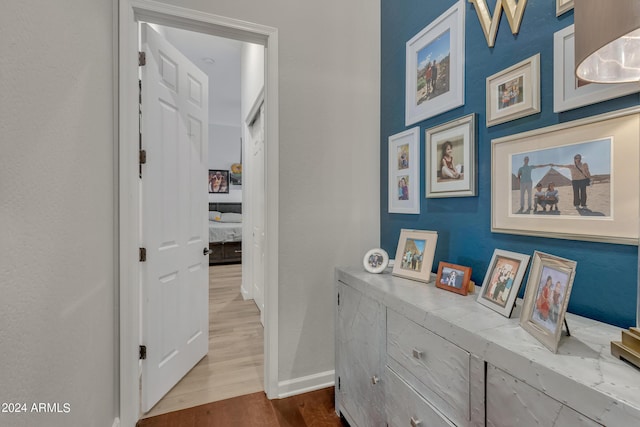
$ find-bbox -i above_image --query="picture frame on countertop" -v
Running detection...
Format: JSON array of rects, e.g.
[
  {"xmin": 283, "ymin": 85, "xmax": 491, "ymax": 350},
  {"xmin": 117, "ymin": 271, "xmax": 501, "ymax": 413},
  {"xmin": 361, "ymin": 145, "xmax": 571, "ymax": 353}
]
[
  {"xmin": 477, "ymin": 249, "xmax": 530, "ymax": 317},
  {"xmin": 392, "ymin": 229, "xmax": 438, "ymax": 283},
  {"xmin": 553, "ymin": 25, "xmax": 639, "ymax": 113},
  {"xmin": 388, "ymin": 127, "xmax": 420, "ymax": 214},
  {"xmin": 426, "ymin": 113, "xmax": 476, "ymax": 198},
  {"xmin": 486, "ymin": 53, "xmax": 540, "ymax": 127},
  {"xmin": 520, "ymin": 251, "xmax": 577, "ymax": 353},
  {"xmin": 491, "ymin": 107, "xmax": 640, "ymax": 245},
  {"xmin": 363, "ymin": 248, "xmax": 389, "ymax": 274},
  {"xmin": 436, "ymin": 261, "xmax": 472, "ymax": 296},
  {"xmin": 405, "ymin": 1, "xmax": 465, "ymax": 126}
]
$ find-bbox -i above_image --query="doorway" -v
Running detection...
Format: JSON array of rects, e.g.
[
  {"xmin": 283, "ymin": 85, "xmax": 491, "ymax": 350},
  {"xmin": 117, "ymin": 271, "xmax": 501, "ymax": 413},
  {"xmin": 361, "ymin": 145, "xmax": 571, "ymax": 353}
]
[
  {"xmin": 142, "ymin": 23, "xmax": 264, "ymax": 417},
  {"xmin": 118, "ymin": 1, "xmax": 279, "ymax": 425}
]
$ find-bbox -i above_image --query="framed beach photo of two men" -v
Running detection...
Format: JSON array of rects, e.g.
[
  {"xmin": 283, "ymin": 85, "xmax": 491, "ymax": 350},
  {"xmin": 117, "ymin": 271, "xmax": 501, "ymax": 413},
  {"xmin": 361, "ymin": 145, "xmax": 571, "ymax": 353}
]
[{"xmin": 492, "ymin": 107, "xmax": 640, "ymax": 245}]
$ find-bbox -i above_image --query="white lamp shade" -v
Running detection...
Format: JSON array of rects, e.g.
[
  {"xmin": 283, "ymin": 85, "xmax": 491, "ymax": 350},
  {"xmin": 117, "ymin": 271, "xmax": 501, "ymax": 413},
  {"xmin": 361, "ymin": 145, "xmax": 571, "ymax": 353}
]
[{"xmin": 575, "ymin": 0, "xmax": 640, "ymax": 83}]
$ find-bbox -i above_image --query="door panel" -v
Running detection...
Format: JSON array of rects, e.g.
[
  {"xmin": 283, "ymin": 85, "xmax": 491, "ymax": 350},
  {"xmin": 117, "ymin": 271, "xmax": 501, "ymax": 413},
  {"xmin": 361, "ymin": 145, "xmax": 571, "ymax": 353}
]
[{"xmin": 140, "ymin": 23, "xmax": 209, "ymax": 413}]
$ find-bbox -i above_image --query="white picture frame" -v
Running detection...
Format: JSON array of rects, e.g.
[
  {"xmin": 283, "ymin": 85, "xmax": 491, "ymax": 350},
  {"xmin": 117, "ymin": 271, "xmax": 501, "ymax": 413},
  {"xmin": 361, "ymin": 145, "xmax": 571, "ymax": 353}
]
[
  {"xmin": 486, "ymin": 53, "xmax": 540, "ymax": 127},
  {"xmin": 491, "ymin": 107, "xmax": 640, "ymax": 245},
  {"xmin": 363, "ymin": 248, "xmax": 389, "ymax": 274},
  {"xmin": 392, "ymin": 229, "xmax": 438, "ymax": 283},
  {"xmin": 476, "ymin": 249, "xmax": 530, "ymax": 318},
  {"xmin": 556, "ymin": 0, "xmax": 574, "ymax": 16},
  {"xmin": 388, "ymin": 127, "xmax": 420, "ymax": 214},
  {"xmin": 553, "ymin": 25, "xmax": 639, "ymax": 113},
  {"xmin": 405, "ymin": 1, "xmax": 465, "ymax": 126},
  {"xmin": 426, "ymin": 113, "xmax": 476, "ymax": 198}
]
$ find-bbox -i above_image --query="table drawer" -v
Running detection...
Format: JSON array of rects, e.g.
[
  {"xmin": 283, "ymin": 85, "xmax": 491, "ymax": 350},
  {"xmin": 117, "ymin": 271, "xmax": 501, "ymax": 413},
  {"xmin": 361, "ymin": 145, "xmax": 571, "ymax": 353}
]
[
  {"xmin": 385, "ymin": 367, "xmax": 455, "ymax": 427},
  {"xmin": 486, "ymin": 364, "xmax": 602, "ymax": 427},
  {"xmin": 387, "ymin": 309, "xmax": 470, "ymax": 424}
]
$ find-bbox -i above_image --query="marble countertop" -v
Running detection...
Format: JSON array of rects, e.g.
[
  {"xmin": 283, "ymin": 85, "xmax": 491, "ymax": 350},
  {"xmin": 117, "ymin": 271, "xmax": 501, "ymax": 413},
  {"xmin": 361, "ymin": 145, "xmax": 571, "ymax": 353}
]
[{"xmin": 336, "ymin": 266, "xmax": 640, "ymax": 426}]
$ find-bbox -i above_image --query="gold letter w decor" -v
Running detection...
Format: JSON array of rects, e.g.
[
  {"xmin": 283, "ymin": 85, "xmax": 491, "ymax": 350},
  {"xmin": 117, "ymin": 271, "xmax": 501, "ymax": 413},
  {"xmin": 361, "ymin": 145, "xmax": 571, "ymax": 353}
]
[{"xmin": 469, "ymin": 0, "xmax": 528, "ymax": 47}]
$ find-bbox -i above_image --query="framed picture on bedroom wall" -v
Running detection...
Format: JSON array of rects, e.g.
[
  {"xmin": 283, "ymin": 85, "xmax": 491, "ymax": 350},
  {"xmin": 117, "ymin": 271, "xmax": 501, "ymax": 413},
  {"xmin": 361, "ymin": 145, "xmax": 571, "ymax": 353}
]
[
  {"xmin": 388, "ymin": 127, "xmax": 420, "ymax": 214},
  {"xmin": 426, "ymin": 113, "xmax": 476, "ymax": 198},
  {"xmin": 405, "ymin": 1, "xmax": 465, "ymax": 126},
  {"xmin": 209, "ymin": 169, "xmax": 229, "ymax": 193}
]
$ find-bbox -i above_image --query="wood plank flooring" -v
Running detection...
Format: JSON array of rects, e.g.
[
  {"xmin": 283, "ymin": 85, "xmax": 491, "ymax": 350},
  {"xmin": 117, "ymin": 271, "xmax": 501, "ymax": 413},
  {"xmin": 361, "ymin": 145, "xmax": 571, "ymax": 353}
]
[
  {"xmin": 137, "ymin": 387, "xmax": 348, "ymax": 427},
  {"xmin": 143, "ymin": 264, "xmax": 264, "ymax": 418}
]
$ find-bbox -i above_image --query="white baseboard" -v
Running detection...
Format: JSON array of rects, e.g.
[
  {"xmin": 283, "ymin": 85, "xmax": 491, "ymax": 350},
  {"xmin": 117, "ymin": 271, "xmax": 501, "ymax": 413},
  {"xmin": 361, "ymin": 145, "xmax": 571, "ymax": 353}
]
[
  {"xmin": 277, "ymin": 370, "xmax": 335, "ymax": 399},
  {"xmin": 240, "ymin": 285, "xmax": 252, "ymax": 301},
  {"xmin": 112, "ymin": 417, "xmax": 120, "ymax": 427}
]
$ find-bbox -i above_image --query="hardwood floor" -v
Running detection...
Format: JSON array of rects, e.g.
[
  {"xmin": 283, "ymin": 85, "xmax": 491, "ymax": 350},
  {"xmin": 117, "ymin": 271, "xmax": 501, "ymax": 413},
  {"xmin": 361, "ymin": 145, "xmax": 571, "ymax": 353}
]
[
  {"xmin": 143, "ymin": 264, "xmax": 264, "ymax": 418},
  {"xmin": 137, "ymin": 387, "xmax": 348, "ymax": 427}
]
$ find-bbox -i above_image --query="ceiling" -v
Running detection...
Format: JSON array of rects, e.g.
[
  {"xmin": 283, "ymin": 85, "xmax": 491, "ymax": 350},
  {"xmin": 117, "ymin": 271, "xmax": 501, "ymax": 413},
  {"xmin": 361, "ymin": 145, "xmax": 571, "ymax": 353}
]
[{"xmin": 155, "ymin": 24, "xmax": 243, "ymax": 126}]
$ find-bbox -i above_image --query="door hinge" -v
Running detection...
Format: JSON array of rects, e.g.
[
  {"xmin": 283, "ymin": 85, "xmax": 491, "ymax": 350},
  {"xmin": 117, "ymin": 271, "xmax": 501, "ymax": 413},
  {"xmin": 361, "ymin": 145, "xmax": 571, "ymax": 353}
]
[
  {"xmin": 138, "ymin": 51, "xmax": 146, "ymax": 66},
  {"xmin": 139, "ymin": 149, "xmax": 147, "ymax": 165},
  {"xmin": 139, "ymin": 345, "xmax": 147, "ymax": 360},
  {"xmin": 139, "ymin": 247, "xmax": 147, "ymax": 262},
  {"xmin": 337, "ymin": 292, "xmax": 340, "ymax": 306},
  {"xmin": 338, "ymin": 376, "xmax": 341, "ymax": 390}
]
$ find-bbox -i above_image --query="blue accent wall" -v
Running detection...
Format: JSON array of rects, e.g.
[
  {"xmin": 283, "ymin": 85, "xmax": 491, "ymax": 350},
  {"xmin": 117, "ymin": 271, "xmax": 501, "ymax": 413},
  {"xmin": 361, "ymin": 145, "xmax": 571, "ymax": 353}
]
[{"xmin": 381, "ymin": 0, "xmax": 639, "ymax": 327}]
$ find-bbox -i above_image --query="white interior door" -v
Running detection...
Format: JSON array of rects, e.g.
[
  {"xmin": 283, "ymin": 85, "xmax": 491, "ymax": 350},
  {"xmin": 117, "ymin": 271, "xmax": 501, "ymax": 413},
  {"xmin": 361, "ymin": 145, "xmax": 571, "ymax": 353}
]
[
  {"xmin": 140, "ymin": 23, "xmax": 209, "ymax": 413},
  {"xmin": 249, "ymin": 104, "xmax": 265, "ymax": 324}
]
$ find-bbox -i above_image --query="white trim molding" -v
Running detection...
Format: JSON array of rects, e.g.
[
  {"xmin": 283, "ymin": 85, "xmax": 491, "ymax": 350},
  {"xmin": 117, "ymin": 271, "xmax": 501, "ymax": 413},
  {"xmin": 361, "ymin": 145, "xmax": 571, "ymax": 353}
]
[
  {"xmin": 277, "ymin": 370, "xmax": 335, "ymax": 399},
  {"xmin": 118, "ymin": 0, "xmax": 279, "ymax": 424}
]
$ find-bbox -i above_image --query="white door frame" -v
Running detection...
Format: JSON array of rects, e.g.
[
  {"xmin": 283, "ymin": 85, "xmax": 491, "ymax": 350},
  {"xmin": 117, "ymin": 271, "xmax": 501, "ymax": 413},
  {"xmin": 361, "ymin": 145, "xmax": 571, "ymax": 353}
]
[{"xmin": 118, "ymin": 1, "xmax": 279, "ymax": 425}]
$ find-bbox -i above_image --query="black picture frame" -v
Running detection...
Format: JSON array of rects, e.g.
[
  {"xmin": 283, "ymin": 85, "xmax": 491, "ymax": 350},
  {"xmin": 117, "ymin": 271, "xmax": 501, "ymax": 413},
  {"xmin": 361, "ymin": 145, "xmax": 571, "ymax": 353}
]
[{"xmin": 208, "ymin": 170, "xmax": 229, "ymax": 194}]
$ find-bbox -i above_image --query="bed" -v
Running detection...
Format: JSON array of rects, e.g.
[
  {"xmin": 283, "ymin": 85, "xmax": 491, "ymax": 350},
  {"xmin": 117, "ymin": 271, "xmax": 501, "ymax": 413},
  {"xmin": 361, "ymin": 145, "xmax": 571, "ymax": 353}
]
[{"xmin": 208, "ymin": 202, "xmax": 242, "ymax": 265}]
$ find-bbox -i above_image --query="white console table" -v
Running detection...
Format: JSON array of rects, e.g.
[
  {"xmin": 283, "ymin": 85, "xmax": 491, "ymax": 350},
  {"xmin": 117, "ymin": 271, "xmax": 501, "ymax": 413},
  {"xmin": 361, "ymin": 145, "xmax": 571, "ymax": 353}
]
[{"xmin": 335, "ymin": 266, "xmax": 640, "ymax": 427}]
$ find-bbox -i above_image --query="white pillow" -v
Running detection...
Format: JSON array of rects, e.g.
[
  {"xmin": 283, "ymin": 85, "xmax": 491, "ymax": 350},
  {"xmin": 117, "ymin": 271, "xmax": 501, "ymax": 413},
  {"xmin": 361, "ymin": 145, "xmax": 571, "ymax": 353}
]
[
  {"xmin": 220, "ymin": 212, "xmax": 242, "ymax": 223},
  {"xmin": 209, "ymin": 211, "xmax": 222, "ymax": 221}
]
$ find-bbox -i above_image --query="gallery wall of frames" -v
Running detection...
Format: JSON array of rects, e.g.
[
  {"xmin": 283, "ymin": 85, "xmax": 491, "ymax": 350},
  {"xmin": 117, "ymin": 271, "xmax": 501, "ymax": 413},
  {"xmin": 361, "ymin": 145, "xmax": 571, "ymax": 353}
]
[{"xmin": 380, "ymin": 0, "xmax": 640, "ymax": 328}]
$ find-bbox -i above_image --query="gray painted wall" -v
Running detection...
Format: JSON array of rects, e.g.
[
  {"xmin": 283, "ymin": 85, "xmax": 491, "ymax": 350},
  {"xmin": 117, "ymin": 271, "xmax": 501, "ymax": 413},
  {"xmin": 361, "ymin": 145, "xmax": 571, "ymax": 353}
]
[
  {"xmin": 0, "ymin": 1, "xmax": 117, "ymax": 427},
  {"xmin": 1, "ymin": 0, "xmax": 379, "ymax": 424},
  {"xmin": 155, "ymin": 0, "xmax": 381, "ymax": 385}
]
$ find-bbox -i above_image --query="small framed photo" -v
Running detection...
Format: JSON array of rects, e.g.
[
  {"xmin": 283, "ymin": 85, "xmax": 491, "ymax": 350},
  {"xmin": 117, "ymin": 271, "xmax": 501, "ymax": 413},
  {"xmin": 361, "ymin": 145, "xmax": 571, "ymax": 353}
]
[
  {"xmin": 209, "ymin": 169, "xmax": 229, "ymax": 193},
  {"xmin": 436, "ymin": 262, "xmax": 472, "ymax": 296},
  {"xmin": 363, "ymin": 248, "xmax": 389, "ymax": 274},
  {"xmin": 553, "ymin": 25, "xmax": 639, "ymax": 113},
  {"xmin": 486, "ymin": 53, "xmax": 540, "ymax": 127},
  {"xmin": 426, "ymin": 113, "xmax": 476, "ymax": 198},
  {"xmin": 388, "ymin": 127, "xmax": 420, "ymax": 213},
  {"xmin": 405, "ymin": 2, "xmax": 465, "ymax": 126},
  {"xmin": 520, "ymin": 251, "xmax": 577, "ymax": 353},
  {"xmin": 392, "ymin": 229, "xmax": 438, "ymax": 283},
  {"xmin": 477, "ymin": 249, "xmax": 531, "ymax": 317},
  {"xmin": 556, "ymin": 0, "xmax": 573, "ymax": 16}
]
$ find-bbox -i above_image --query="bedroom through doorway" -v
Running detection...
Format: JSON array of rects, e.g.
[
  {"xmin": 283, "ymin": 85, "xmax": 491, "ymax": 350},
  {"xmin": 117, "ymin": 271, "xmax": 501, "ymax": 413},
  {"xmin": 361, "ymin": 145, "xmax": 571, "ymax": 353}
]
[{"xmin": 141, "ymin": 23, "xmax": 266, "ymax": 418}]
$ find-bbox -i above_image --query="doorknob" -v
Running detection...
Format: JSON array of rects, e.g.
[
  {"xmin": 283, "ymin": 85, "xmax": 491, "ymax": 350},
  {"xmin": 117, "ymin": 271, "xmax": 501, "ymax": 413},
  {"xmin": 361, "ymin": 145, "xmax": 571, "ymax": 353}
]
[{"xmin": 203, "ymin": 247, "xmax": 210, "ymax": 256}]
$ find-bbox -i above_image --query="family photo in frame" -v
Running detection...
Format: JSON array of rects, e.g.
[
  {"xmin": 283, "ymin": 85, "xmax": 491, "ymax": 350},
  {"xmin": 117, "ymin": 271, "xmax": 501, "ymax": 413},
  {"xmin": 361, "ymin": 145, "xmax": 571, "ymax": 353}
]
[
  {"xmin": 492, "ymin": 107, "xmax": 640, "ymax": 245},
  {"xmin": 392, "ymin": 229, "xmax": 438, "ymax": 283},
  {"xmin": 520, "ymin": 251, "xmax": 577, "ymax": 353},
  {"xmin": 477, "ymin": 249, "xmax": 530, "ymax": 317}
]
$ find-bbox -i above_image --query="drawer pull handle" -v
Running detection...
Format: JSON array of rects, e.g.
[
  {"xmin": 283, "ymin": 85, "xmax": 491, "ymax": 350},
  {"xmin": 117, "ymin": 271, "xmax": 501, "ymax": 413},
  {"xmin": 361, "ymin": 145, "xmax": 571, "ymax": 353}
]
[
  {"xmin": 371, "ymin": 375, "xmax": 379, "ymax": 385},
  {"xmin": 410, "ymin": 417, "xmax": 422, "ymax": 427},
  {"xmin": 412, "ymin": 348, "xmax": 423, "ymax": 359}
]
